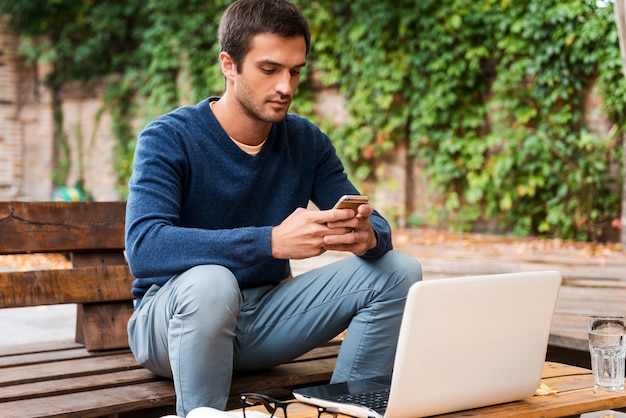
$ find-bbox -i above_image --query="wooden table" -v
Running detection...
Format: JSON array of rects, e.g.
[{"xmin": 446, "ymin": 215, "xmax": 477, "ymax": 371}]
[
  {"xmin": 436, "ymin": 362, "xmax": 626, "ymax": 417},
  {"xmin": 237, "ymin": 362, "xmax": 626, "ymax": 418}
]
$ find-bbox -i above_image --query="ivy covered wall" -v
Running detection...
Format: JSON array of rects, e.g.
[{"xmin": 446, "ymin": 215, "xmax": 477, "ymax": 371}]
[{"xmin": 1, "ymin": 0, "xmax": 624, "ymax": 241}]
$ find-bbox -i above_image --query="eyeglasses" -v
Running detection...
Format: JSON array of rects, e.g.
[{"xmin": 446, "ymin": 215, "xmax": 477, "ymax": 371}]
[{"xmin": 241, "ymin": 393, "xmax": 338, "ymax": 418}]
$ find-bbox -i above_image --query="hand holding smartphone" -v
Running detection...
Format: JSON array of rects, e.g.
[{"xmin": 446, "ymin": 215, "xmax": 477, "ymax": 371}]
[{"xmin": 332, "ymin": 195, "xmax": 369, "ymax": 212}]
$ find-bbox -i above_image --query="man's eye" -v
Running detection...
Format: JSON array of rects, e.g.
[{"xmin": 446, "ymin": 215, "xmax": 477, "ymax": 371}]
[
  {"xmin": 261, "ymin": 68, "xmax": 275, "ymax": 74},
  {"xmin": 290, "ymin": 70, "xmax": 301, "ymax": 76}
]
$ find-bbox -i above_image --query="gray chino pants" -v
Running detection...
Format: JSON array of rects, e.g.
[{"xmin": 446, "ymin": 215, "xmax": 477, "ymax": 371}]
[{"xmin": 127, "ymin": 250, "xmax": 422, "ymax": 416}]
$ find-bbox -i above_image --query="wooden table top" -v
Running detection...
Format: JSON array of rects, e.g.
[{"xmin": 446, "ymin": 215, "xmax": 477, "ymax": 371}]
[
  {"xmin": 436, "ymin": 362, "xmax": 626, "ymax": 417},
  {"xmin": 236, "ymin": 362, "xmax": 626, "ymax": 418}
]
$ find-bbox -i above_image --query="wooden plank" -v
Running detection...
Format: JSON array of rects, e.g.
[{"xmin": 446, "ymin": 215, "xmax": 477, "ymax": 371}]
[
  {"xmin": 228, "ymin": 357, "xmax": 336, "ymax": 409},
  {"xmin": 0, "ymin": 347, "xmax": 102, "ymax": 368},
  {"xmin": 0, "ymin": 201, "xmax": 126, "ymax": 254},
  {"xmin": 0, "ymin": 368, "xmax": 162, "ymax": 402},
  {"xmin": 1, "ymin": 381, "xmax": 176, "ymax": 418},
  {"xmin": 0, "ymin": 265, "xmax": 134, "ymax": 308},
  {"xmin": 0, "ymin": 353, "xmax": 142, "ymax": 386},
  {"xmin": 72, "ymin": 252, "xmax": 134, "ymax": 350},
  {"xmin": 434, "ymin": 362, "xmax": 626, "ymax": 417},
  {"xmin": 230, "ymin": 358, "xmax": 336, "ymax": 394},
  {"xmin": 0, "ymin": 340, "xmax": 84, "ymax": 358},
  {"xmin": 541, "ymin": 371, "xmax": 596, "ymax": 393},
  {"xmin": 79, "ymin": 301, "xmax": 134, "ymax": 351},
  {"xmin": 436, "ymin": 385, "xmax": 626, "ymax": 417},
  {"xmin": 70, "ymin": 252, "xmax": 127, "ymax": 268},
  {"xmin": 291, "ymin": 341, "xmax": 341, "ymax": 362},
  {"xmin": 540, "ymin": 361, "xmax": 590, "ymax": 378}
]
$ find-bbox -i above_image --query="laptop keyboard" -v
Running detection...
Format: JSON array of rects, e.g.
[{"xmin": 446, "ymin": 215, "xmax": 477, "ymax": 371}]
[{"xmin": 333, "ymin": 387, "xmax": 390, "ymax": 410}]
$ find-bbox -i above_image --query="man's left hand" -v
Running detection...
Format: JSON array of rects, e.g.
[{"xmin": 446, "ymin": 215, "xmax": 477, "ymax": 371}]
[{"xmin": 323, "ymin": 204, "xmax": 377, "ymax": 255}]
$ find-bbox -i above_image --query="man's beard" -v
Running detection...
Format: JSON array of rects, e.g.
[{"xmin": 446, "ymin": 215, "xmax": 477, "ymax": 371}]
[{"xmin": 236, "ymin": 77, "xmax": 291, "ymax": 124}]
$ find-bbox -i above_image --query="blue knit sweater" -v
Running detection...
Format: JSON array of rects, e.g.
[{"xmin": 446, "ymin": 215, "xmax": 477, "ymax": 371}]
[{"xmin": 125, "ymin": 97, "xmax": 393, "ymax": 305}]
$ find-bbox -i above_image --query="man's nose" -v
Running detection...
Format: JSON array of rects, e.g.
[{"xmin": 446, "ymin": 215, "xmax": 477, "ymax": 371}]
[{"xmin": 275, "ymin": 71, "xmax": 296, "ymax": 97}]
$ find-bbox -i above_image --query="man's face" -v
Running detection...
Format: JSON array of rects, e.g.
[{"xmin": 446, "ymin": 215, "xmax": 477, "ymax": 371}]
[{"xmin": 233, "ymin": 33, "xmax": 307, "ymax": 123}]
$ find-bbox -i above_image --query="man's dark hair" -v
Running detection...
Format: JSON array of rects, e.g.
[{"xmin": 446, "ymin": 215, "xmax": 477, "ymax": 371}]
[{"xmin": 219, "ymin": 0, "xmax": 311, "ymax": 71}]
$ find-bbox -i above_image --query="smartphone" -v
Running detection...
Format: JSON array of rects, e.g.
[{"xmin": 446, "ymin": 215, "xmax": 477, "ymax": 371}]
[{"xmin": 332, "ymin": 195, "xmax": 369, "ymax": 212}]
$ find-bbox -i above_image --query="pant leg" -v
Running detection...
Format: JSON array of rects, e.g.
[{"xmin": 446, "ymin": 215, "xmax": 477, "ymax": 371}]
[
  {"xmin": 127, "ymin": 265, "xmax": 242, "ymax": 416},
  {"xmin": 233, "ymin": 250, "xmax": 422, "ymax": 382}
]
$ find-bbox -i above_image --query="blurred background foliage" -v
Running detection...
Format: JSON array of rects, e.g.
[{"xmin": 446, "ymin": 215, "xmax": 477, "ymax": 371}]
[{"xmin": 0, "ymin": 0, "xmax": 625, "ymax": 241}]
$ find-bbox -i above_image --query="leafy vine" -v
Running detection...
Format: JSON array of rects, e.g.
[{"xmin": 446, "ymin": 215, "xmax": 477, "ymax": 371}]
[{"xmin": 1, "ymin": 0, "xmax": 624, "ymax": 240}]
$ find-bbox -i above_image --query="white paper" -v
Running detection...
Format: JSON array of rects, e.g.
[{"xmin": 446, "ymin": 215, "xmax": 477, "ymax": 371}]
[{"xmin": 161, "ymin": 406, "xmax": 270, "ymax": 418}]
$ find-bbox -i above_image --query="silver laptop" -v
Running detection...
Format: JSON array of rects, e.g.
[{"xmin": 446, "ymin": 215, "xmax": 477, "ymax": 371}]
[{"xmin": 293, "ymin": 271, "xmax": 562, "ymax": 418}]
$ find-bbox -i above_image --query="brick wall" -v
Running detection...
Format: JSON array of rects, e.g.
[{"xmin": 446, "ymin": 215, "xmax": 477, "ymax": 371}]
[
  {"xmin": 0, "ymin": 26, "xmax": 117, "ymax": 201},
  {"xmin": 0, "ymin": 27, "xmax": 21, "ymax": 199},
  {"xmin": 0, "ymin": 26, "xmax": 55, "ymax": 201},
  {"xmin": 58, "ymin": 80, "xmax": 118, "ymax": 201}
]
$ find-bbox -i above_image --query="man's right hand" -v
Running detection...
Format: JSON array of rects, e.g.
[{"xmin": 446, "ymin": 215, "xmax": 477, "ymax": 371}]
[{"xmin": 271, "ymin": 207, "xmax": 353, "ymax": 259}]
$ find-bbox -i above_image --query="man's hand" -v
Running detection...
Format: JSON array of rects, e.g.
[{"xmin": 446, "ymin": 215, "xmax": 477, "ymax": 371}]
[
  {"xmin": 324, "ymin": 203, "xmax": 377, "ymax": 256},
  {"xmin": 271, "ymin": 205, "xmax": 377, "ymax": 259}
]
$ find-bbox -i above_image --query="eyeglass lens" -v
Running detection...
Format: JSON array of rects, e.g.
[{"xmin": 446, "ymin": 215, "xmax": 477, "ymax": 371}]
[{"xmin": 241, "ymin": 394, "xmax": 336, "ymax": 418}]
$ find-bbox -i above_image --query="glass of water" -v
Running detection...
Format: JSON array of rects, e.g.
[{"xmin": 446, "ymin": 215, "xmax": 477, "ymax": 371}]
[{"xmin": 588, "ymin": 316, "xmax": 625, "ymax": 391}]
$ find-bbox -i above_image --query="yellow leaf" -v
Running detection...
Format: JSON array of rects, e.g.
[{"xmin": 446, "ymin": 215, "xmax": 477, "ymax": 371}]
[{"xmin": 535, "ymin": 383, "xmax": 558, "ymax": 396}]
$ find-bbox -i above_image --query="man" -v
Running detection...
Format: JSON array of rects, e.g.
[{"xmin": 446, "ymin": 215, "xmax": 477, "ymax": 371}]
[{"xmin": 125, "ymin": 0, "xmax": 422, "ymax": 415}]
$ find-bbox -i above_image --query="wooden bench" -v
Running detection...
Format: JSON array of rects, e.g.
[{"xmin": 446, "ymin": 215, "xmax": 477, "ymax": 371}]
[{"xmin": 0, "ymin": 201, "xmax": 339, "ymax": 418}]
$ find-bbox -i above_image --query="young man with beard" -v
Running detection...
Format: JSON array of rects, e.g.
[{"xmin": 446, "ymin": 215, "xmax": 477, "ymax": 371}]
[{"xmin": 125, "ymin": 0, "xmax": 422, "ymax": 415}]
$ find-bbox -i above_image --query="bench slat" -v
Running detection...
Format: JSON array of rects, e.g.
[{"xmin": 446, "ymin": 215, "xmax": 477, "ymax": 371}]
[
  {"xmin": 0, "ymin": 347, "xmax": 107, "ymax": 368},
  {"xmin": 0, "ymin": 340, "xmax": 84, "ymax": 357},
  {"xmin": 0, "ymin": 266, "xmax": 133, "ymax": 308},
  {"xmin": 0, "ymin": 368, "xmax": 160, "ymax": 402},
  {"xmin": 230, "ymin": 358, "xmax": 336, "ymax": 394},
  {"xmin": 0, "ymin": 345, "xmax": 132, "ymax": 368},
  {"xmin": 0, "ymin": 201, "xmax": 126, "ymax": 254},
  {"xmin": 1, "ymin": 380, "xmax": 176, "ymax": 418},
  {"xmin": 0, "ymin": 353, "xmax": 142, "ymax": 386},
  {"xmin": 290, "ymin": 341, "xmax": 341, "ymax": 362}
]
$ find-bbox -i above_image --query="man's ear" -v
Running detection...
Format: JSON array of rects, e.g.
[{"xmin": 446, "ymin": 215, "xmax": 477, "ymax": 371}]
[{"xmin": 219, "ymin": 51, "xmax": 237, "ymax": 81}]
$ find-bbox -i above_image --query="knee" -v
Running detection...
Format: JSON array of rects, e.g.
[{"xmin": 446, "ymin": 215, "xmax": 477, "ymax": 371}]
[
  {"xmin": 172, "ymin": 265, "xmax": 242, "ymax": 316},
  {"xmin": 380, "ymin": 250, "xmax": 422, "ymax": 289},
  {"xmin": 395, "ymin": 250, "xmax": 422, "ymax": 281}
]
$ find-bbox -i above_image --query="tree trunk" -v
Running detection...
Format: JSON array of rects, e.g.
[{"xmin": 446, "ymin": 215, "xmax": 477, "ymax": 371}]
[{"xmin": 614, "ymin": 1, "xmax": 626, "ymax": 247}]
